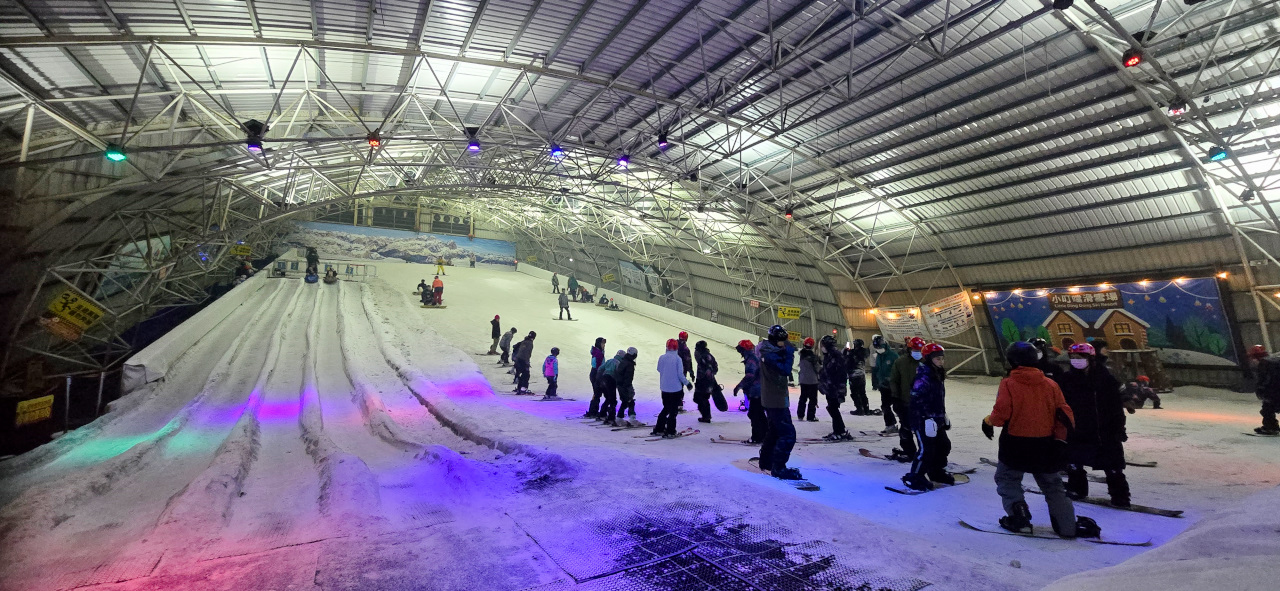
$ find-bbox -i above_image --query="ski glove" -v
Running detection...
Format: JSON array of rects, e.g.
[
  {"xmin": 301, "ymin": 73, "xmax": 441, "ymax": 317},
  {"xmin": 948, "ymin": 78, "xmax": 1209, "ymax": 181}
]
[
  {"xmin": 981, "ymin": 417, "xmax": 994, "ymax": 440},
  {"xmin": 924, "ymin": 418, "xmax": 938, "ymax": 438},
  {"xmin": 685, "ymin": 382, "xmax": 693, "ymax": 391},
  {"xmin": 943, "ymin": 414, "xmax": 951, "ymax": 430}
]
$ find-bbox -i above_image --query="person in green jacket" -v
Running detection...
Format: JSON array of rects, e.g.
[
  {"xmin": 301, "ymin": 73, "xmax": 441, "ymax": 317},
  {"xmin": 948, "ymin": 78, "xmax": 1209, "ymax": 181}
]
[
  {"xmin": 871, "ymin": 334, "xmax": 899, "ymax": 433},
  {"xmin": 886, "ymin": 336, "xmax": 926, "ymax": 462},
  {"xmin": 567, "ymin": 275, "xmax": 580, "ymax": 301}
]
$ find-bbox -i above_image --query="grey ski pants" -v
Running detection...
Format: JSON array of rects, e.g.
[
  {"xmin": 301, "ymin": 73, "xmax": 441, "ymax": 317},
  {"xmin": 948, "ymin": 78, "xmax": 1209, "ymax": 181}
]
[{"xmin": 994, "ymin": 461, "xmax": 1076, "ymax": 537}]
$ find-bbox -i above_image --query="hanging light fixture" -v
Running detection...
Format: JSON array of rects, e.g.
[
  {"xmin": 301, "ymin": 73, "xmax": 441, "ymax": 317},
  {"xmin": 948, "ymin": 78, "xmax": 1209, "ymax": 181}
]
[
  {"xmin": 657, "ymin": 133, "xmax": 669, "ymax": 150},
  {"xmin": 1167, "ymin": 101, "xmax": 1187, "ymax": 116},
  {"xmin": 243, "ymin": 119, "xmax": 267, "ymax": 153},
  {"xmin": 550, "ymin": 144, "xmax": 565, "ymax": 158},
  {"xmin": 784, "ymin": 207, "xmax": 794, "ymax": 220},
  {"xmin": 366, "ymin": 131, "xmax": 382, "ymax": 148},
  {"xmin": 1208, "ymin": 146, "xmax": 1229, "ymax": 161},
  {"xmin": 104, "ymin": 143, "xmax": 127, "ymax": 162},
  {"xmin": 465, "ymin": 127, "xmax": 480, "ymax": 153},
  {"xmin": 1122, "ymin": 48, "xmax": 1143, "ymax": 67},
  {"xmin": 617, "ymin": 154, "xmax": 630, "ymax": 168}
]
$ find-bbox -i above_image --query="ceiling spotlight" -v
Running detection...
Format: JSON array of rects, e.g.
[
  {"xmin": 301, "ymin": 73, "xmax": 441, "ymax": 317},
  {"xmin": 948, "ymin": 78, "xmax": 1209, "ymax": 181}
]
[
  {"xmin": 550, "ymin": 144, "xmax": 565, "ymax": 158},
  {"xmin": 617, "ymin": 154, "xmax": 630, "ymax": 168},
  {"xmin": 696, "ymin": 203, "xmax": 705, "ymax": 213},
  {"xmin": 467, "ymin": 139, "xmax": 481, "ymax": 153},
  {"xmin": 1122, "ymin": 48, "xmax": 1143, "ymax": 68},
  {"xmin": 784, "ymin": 207, "xmax": 794, "ymax": 220},
  {"xmin": 1216, "ymin": 271, "xmax": 1229, "ymax": 279},
  {"xmin": 243, "ymin": 119, "xmax": 267, "ymax": 154},
  {"xmin": 366, "ymin": 131, "xmax": 381, "ymax": 148},
  {"xmin": 1052, "ymin": 0, "xmax": 1073, "ymax": 8},
  {"xmin": 104, "ymin": 143, "xmax": 127, "ymax": 162},
  {"xmin": 1168, "ymin": 101, "xmax": 1187, "ymax": 116},
  {"xmin": 658, "ymin": 134, "xmax": 669, "ymax": 150},
  {"xmin": 1208, "ymin": 146, "xmax": 1229, "ymax": 162}
]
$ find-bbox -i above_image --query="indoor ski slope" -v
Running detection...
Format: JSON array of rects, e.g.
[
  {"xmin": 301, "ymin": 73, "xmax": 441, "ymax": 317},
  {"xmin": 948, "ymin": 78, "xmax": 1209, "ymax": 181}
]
[{"xmin": 1, "ymin": 263, "xmax": 1277, "ymax": 591}]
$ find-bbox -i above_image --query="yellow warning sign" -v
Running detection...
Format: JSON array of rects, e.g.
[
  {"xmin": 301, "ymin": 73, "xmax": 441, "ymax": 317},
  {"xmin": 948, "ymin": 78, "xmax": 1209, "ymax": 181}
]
[
  {"xmin": 230, "ymin": 244, "xmax": 252, "ymax": 256},
  {"xmin": 777, "ymin": 306, "xmax": 803, "ymax": 320},
  {"xmin": 787, "ymin": 331, "xmax": 803, "ymax": 344},
  {"xmin": 46, "ymin": 287, "xmax": 106, "ymax": 331},
  {"xmin": 602, "ymin": 273, "xmax": 616, "ymax": 283},
  {"xmin": 15, "ymin": 395, "xmax": 54, "ymax": 427}
]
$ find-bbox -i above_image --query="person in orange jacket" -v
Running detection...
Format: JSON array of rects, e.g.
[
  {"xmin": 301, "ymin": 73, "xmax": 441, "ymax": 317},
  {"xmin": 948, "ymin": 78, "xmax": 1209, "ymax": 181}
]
[{"xmin": 982, "ymin": 341, "xmax": 1098, "ymax": 539}]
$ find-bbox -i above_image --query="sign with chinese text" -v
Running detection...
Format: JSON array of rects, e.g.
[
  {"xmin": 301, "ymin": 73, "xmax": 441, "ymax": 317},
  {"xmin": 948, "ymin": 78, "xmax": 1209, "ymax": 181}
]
[
  {"xmin": 923, "ymin": 292, "xmax": 976, "ymax": 339},
  {"xmin": 46, "ymin": 287, "xmax": 106, "ymax": 331},
  {"xmin": 874, "ymin": 307, "xmax": 928, "ymax": 345},
  {"xmin": 787, "ymin": 331, "xmax": 803, "ymax": 344},
  {"xmin": 601, "ymin": 273, "xmax": 616, "ymax": 283},
  {"xmin": 749, "ymin": 300, "xmax": 760, "ymax": 308},
  {"xmin": 776, "ymin": 306, "xmax": 802, "ymax": 320},
  {"xmin": 15, "ymin": 395, "xmax": 54, "ymax": 427},
  {"xmin": 230, "ymin": 244, "xmax": 252, "ymax": 256},
  {"xmin": 1048, "ymin": 289, "xmax": 1122, "ymax": 311}
]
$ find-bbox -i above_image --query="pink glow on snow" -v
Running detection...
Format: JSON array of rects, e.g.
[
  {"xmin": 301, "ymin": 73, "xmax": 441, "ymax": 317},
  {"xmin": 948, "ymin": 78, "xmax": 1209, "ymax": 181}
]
[
  {"xmin": 1151, "ymin": 409, "xmax": 1257, "ymax": 426},
  {"xmin": 258, "ymin": 395, "xmax": 301, "ymax": 423}
]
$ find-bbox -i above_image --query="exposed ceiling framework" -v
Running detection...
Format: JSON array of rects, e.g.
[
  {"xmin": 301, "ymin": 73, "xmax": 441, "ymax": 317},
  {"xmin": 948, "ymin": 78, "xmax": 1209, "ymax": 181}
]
[{"xmin": 3, "ymin": 0, "xmax": 1280, "ymax": 377}]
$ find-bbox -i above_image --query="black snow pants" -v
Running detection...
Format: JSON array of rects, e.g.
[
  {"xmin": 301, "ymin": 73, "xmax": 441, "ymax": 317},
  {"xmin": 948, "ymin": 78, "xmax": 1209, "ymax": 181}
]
[
  {"xmin": 879, "ymin": 387, "xmax": 897, "ymax": 427},
  {"xmin": 849, "ymin": 374, "xmax": 869, "ymax": 413},
  {"xmin": 826, "ymin": 394, "xmax": 846, "ymax": 434},
  {"xmin": 1066, "ymin": 466, "xmax": 1131, "ymax": 506},
  {"xmin": 747, "ymin": 397, "xmax": 767, "ymax": 443},
  {"xmin": 598, "ymin": 375, "xmax": 618, "ymax": 421},
  {"xmin": 656, "ymin": 391, "xmax": 683, "ymax": 435},
  {"xmin": 797, "ymin": 384, "xmax": 819, "ymax": 420},
  {"xmin": 515, "ymin": 360, "xmax": 531, "ymax": 391},
  {"xmin": 588, "ymin": 368, "xmax": 601, "ymax": 415},
  {"xmin": 759, "ymin": 406, "xmax": 797, "ymax": 472}
]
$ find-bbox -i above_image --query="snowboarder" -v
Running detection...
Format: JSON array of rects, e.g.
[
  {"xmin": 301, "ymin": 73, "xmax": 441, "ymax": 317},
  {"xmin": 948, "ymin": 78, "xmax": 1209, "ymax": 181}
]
[
  {"xmin": 1058, "ymin": 342, "xmax": 1130, "ymax": 507},
  {"xmin": 797, "ymin": 338, "xmax": 820, "ymax": 421},
  {"xmin": 1121, "ymin": 376, "xmax": 1162, "ymax": 411},
  {"xmin": 597, "ymin": 350, "xmax": 624, "ymax": 426},
  {"xmin": 431, "ymin": 275, "xmax": 444, "ymax": 306},
  {"xmin": 845, "ymin": 339, "xmax": 872, "ymax": 415},
  {"xmin": 693, "ymin": 341, "xmax": 719, "ymax": 423},
  {"xmin": 903, "ymin": 342, "xmax": 952, "ymax": 492},
  {"xmin": 616, "ymin": 347, "xmax": 639, "ymax": 421},
  {"xmin": 497, "ymin": 327, "xmax": 517, "ymax": 366},
  {"xmin": 653, "ymin": 339, "xmax": 693, "ymax": 437},
  {"xmin": 435, "ymin": 256, "xmax": 447, "ymax": 276},
  {"xmin": 819, "ymin": 335, "xmax": 852, "ymax": 440},
  {"xmin": 871, "ymin": 335, "xmax": 900, "ymax": 434},
  {"xmin": 677, "ymin": 331, "xmax": 693, "ymax": 412},
  {"xmin": 567, "ymin": 275, "xmax": 579, "ymax": 301},
  {"xmin": 759, "ymin": 326, "xmax": 800, "ymax": 479},
  {"xmin": 419, "ymin": 284, "xmax": 433, "ymax": 306},
  {"xmin": 416, "ymin": 279, "xmax": 428, "ymax": 294},
  {"xmin": 1030, "ymin": 338, "xmax": 1062, "ymax": 381},
  {"xmin": 981, "ymin": 341, "xmax": 1092, "ymax": 538},
  {"xmin": 733, "ymin": 340, "xmax": 766, "ymax": 443},
  {"xmin": 887, "ymin": 337, "xmax": 926, "ymax": 462},
  {"xmin": 1249, "ymin": 345, "xmax": 1280, "ymax": 435},
  {"xmin": 585, "ymin": 337, "xmax": 607, "ymax": 418},
  {"xmin": 513, "ymin": 331, "xmax": 536, "ymax": 394},
  {"xmin": 551, "ymin": 273, "xmax": 560, "ymax": 294},
  {"xmin": 542, "ymin": 348, "xmax": 560, "ymax": 400},
  {"xmin": 489, "ymin": 315, "xmax": 501, "ymax": 354},
  {"xmin": 557, "ymin": 289, "xmax": 572, "ymax": 320}
]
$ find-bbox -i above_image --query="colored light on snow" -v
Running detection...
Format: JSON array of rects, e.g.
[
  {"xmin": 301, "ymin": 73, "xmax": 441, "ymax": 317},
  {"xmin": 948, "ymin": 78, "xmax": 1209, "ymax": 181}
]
[{"xmin": 104, "ymin": 144, "xmax": 127, "ymax": 162}]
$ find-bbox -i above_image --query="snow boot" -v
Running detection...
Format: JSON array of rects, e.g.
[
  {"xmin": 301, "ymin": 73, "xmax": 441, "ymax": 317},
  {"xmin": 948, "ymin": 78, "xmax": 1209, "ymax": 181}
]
[
  {"xmin": 1073, "ymin": 516, "xmax": 1102, "ymax": 539},
  {"xmin": 888, "ymin": 449, "xmax": 912, "ymax": 463},
  {"xmin": 771, "ymin": 467, "xmax": 804, "ymax": 480},
  {"xmin": 999, "ymin": 501, "xmax": 1033, "ymax": 533},
  {"xmin": 697, "ymin": 417, "xmax": 711, "ymax": 423},
  {"xmin": 930, "ymin": 472, "xmax": 956, "ymax": 486},
  {"xmin": 880, "ymin": 424, "xmax": 899, "ymax": 435},
  {"xmin": 901, "ymin": 473, "xmax": 933, "ymax": 492},
  {"xmin": 582, "ymin": 412, "xmax": 598, "ymax": 419},
  {"xmin": 1255, "ymin": 426, "xmax": 1280, "ymax": 435},
  {"xmin": 822, "ymin": 432, "xmax": 842, "ymax": 441}
]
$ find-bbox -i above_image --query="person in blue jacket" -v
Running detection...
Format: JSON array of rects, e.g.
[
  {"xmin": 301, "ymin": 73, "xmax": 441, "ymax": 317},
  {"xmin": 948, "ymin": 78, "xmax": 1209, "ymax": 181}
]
[
  {"xmin": 903, "ymin": 343, "xmax": 954, "ymax": 491},
  {"xmin": 758, "ymin": 325, "xmax": 801, "ymax": 480},
  {"xmin": 542, "ymin": 347, "xmax": 560, "ymax": 400}
]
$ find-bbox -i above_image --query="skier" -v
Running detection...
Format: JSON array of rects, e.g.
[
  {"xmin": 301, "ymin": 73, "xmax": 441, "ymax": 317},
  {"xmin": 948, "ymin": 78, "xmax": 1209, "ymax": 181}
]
[
  {"xmin": 431, "ymin": 275, "xmax": 444, "ymax": 306},
  {"xmin": 597, "ymin": 350, "xmax": 624, "ymax": 426},
  {"xmin": 653, "ymin": 339, "xmax": 693, "ymax": 437},
  {"xmin": 469, "ymin": 253, "xmax": 476, "ymax": 268},
  {"xmin": 693, "ymin": 340, "xmax": 719, "ymax": 423},
  {"xmin": 542, "ymin": 348, "xmax": 560, "ymax": 400},
  {"xmin": 416, "ymin": 279, "xmax": 428, "ymax": 294},
  {"xmin": 513, "ymin": 331, "xmax": 536, "ymax": 394},
  {"xmin": 1121, "ymin": 376, "xmax": 1162, "ymax": 411},
  {"xmin": 1057, "ymin": 342, "xmax": 1130, "ymax": 507},
  {"xmin": 759, "ymin": 326, "xmax": 800, "ymax": 479},
  {"xmin": 435, "ymin": 256, "xmax": 447, "ymax": 275},
  {"xmin": 567, "ymin": 275, "xmax": 579, "ymax": 301},
  {"xmin": 819, "ymin": 335, "xmax": 852, "ymax": 440},
  {"xmin": 796, "ymin": 338, "xmax": 820, "ymax": 421},
  {"xmin": 497, "ymin": 327, "xmax": 517, "ymax": 366},
  {"xmin": 1030, "ymin": 338, "xmax": 1062, "ymax": 381},
  {"xmin": 1249, "ymin": 345, "xmax": 1280, "ymax": 435},
  {"xmin": 733, "ymin": 340, "xmax": 766, "ymax": 443},
  {"xmin": 488, "ymin": 315, "xmax": 501, "ymax": 355},
  {"xmin": 558, "ymin": 289, "xmax": 572, "ymax": 320},
  {"xmin": 551, "ymin": 272, "xmax": 560, "ymax": 294},
  {"xmin": 616, "ymin": 347, "xmax": 639, "ymax": 422},
  {"xmin": 845, "ymin": 339, "xmax": 872, "ymax": 415},
  {"xmin": 887, "ymin": 337, "xmax": 926, "ymax": 462},
  {"xmin": 902, "ymin": 342, "xmax": 953, "ymax": 492},
  {"xmin": 677, "ymin": 331, "xmax": 694, "ymax": 413},
  {"xmin": 871, "ymin": 335, "xmax": 900, "ymax": 434},
  {"xmin": 981, "ymin": 342, "xmax": 1096, "ymax": 538},
  {"xmin": 585, "ymin": 337, "xmax": 607, "ymax": 418}
]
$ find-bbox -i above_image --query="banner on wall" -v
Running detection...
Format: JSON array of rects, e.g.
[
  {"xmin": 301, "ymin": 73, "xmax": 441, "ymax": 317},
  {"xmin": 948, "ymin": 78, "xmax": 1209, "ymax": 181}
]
[
  {"xmin": 283, "ymin": 221, "xmax": 515, "ymax": 266},
  {"xmin": 874, "ymin": 307, "xmax": 929, "ymax": 345},
  {"xmin": 923, "ymin": 292, "xmax": 976, "ymax": 339},
  {"xmin": 983, "ymin": 278, "xmax": 1237, "ymax": 366},
  {"xmin": 618, "ymin": 261, "xmax": 648, "ymax": 291}
]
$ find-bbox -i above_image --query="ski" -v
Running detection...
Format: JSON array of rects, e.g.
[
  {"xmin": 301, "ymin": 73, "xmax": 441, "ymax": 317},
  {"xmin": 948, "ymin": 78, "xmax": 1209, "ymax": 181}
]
[
  {"xmin": 797, "ymin": 436, "xmax": 865, "ymax": 445},
  {"xmin": 611, "ymin": 424, "xmax": 649, "ymax": 431},
  {"xmin": 712, "ymin": 435, "xmax": 755, "ymax": 444},
  {"xmin": 1243, "ymin": 432, "xmax": 1279, "ymax": 437},
  {"xmin": 551, "ymin": 318, "xmax": 579, "ymax": 321},
  {"xmin": 861, "ymin": 448, "xmax": 977, "ymax": 474},
  {"xmin": 958, "ymin": 520, "xmax": 1151, "ymax": 546},
  {"xmin": 885, "ymin": 473, "xmax": 971, "ymax": 495},
  {"xmin": 1023, "ymin": 487, "xmax": 1183, "ymax": 518},
  {"xmin": 420, "ymin": 305, "xmax": 449, "ymax": 309},
  {"xmin": 644, "ymin": 428, "xmax": 700, "ymax": 442},
  {"xmin": 534, "ymin": 397, "xmax": 577, "ymax": 401},
  {"xmin": 1126, "ymin": 460, "xmax": 1157, "ymax": 468},
  {"xmin": 634, "ymin": 427, "xmax": 696, "ymax": 439},
  {"xmin": 733, "ymin": 458, "xmax": 820, "ymax": 491},
  {"xmin": 858, "ymin": 430, "xmax": 896, "ymax": 437}
]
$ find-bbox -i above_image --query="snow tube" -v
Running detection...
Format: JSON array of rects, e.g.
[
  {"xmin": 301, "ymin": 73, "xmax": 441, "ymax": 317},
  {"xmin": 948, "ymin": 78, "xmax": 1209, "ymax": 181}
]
[
  {"xmin": 305, "ymin": 274, "xmax": 319, "ymax": 284},
  {"xmin": 323, "ymin": 276, "xmax": 338, "ymax": 284}
]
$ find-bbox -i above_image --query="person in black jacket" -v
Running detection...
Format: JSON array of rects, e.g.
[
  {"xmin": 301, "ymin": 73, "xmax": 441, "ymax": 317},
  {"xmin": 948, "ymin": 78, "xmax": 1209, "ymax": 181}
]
[
  {"xmin": 818, "ymin": 335, "xmax": 852, "ymax": 440},
  {"xmin": 488, "ymin": 315, "xmax": 501, "ymax": 355},
  {"xmin": 693, "ymin": 341, "xmax": 719, "ymax": 423},
  {"xmin": 1058, "ymin": 342, "xmax": 1130, "ymax": 507},
  {"xmin": 616, "ymin": 347, "xmax": 639, "ymax": 421},
  {"xmin": 845, "ymin": 339, "xmax": 872, "ymax": 415},
  {"xmin": 513, "ymin": 332, "xmax": 536, "ymax": 394},
  {"xmin": 796, "ymin": 338, "xmax": 820, "ymax": 421},
  {"xmin": 1249, "ymin": 345, "xmax": 1280, "ymax": 434}
]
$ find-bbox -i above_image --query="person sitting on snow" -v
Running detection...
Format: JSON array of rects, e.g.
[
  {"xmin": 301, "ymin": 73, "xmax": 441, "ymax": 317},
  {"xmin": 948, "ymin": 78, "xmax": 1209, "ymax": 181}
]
[{"xmin": 1121, "ymin": 376, "xmax": 1161, "ymax": 412}]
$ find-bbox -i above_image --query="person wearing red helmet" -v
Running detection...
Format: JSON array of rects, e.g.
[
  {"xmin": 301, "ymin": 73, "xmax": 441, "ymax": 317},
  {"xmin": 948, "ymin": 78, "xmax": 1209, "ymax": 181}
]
[
  {"xmin": 885, "ymin": 336, "xmax": 927, "ymax": 462},
  {"xmin": 1248, "ymin": 345, "xmax": 1280, "ymax": 435},
  {"xmin": 488, "ymin": 314, "xmax": 502, "ymax": 355},
  {"xmin": 1121, "ymin": 375, "xmax": 1161, "ymax": 412},
  {"xmin": 902, "ymin": 342, "xmax": 954, "ymax": 491},
  {"xmin": 1058, "ymin": 341, "xmax": 1130, "ymax": 506},
  {"xmin": 653, "ymin": 338, "xmax": 693, "ymax": 437},
  {"xmin": 733, "ymin": 339, "xmax": 767, "ymax": 442},
  {"xmin": 796, "ymin": 337, "xmax": 820, "ymax": 422}
]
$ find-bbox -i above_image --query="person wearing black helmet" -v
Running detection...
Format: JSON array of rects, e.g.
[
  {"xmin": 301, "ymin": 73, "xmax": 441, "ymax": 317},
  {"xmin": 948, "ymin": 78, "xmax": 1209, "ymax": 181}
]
[
  {"xmin": 1029, "ymin": 338, "xmax": 1061, "ymax": 381},
  {"xmin": 845, "ymin": 339, "xmax": 872, "ymax": 415},
  {"xmin": 597, "ymin": 349, "xmax": 625, "ymax": 426},
  {"xmin": 585, "ymin": 337, "xmax": 607, "ymax": 418},
  {"xmin": 1248, "ymin": 345, "xmax": 1280, "ymax": 435},
  {"xmin": 902, "ymin": 342, "xmax": 953, "ymax": 492},
  {"xmin": 693, "ymin": 340, "xmax": 719, "ymax": 423},
  {"xmin": 819, "ymin": 335, "xmax": 852, "ymax": 440},
  {"xmin": 512, "ymin": 331, "xmax": 536, "ymax": 394},
  {"xmin": 616, "ymin": 347, "xmax": 640, "ymax": 423},
  {"xmin": 759, "ymin": 325, "xmax": 801, "ymax": 479}
]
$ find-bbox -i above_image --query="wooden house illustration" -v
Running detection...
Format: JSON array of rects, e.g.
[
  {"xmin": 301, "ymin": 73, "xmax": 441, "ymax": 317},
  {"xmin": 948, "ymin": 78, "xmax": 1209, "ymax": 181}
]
[
  {"xmin": 1093, "ymin": 309, "xmax": 1150, "ymax": 351},
  {"xmin": 1042, "ymin": 310, "xmax": 1089, "ymax": 350}
]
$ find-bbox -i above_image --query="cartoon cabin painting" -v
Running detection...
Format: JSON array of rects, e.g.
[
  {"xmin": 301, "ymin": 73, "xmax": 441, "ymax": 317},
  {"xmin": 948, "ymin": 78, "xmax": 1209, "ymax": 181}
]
[
  {"xmin": 1042, "ymin": 310, "xmax": 1089, "ymax": 350},
  {"xmin": 1094, "ymin": 308, "xmax": 1150, "ymax": 351}
]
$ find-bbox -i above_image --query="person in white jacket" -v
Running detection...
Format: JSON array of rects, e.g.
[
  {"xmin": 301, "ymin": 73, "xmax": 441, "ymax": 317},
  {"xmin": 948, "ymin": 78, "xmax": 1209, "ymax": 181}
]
[{"xmin": 653, "ymin": 339, "xmax": 693, "ymax": 437}]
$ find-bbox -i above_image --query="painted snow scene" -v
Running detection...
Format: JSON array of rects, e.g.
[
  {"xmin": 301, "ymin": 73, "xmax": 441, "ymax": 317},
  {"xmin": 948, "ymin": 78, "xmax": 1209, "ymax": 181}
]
[{"xmin": 281, "ymin": 221, "xmax": 516, "ymax": 266}]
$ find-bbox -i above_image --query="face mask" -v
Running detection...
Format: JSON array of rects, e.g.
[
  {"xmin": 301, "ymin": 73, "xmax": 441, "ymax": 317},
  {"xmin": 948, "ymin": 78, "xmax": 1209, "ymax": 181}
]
[
  {"xmin": 911, "ymin": 351, "xmax": 923, "ymax": 360},
  {"xmin": 1070, "ymin": 359, "xmax": 1089, "ymax": 369},
  {"xmin": 1036, "ymin": 350, "xmax": 1044, "ymax": 360},
  {"xmin": 875, "ymin": 347, "xmax": 885, "ymax": 353}
]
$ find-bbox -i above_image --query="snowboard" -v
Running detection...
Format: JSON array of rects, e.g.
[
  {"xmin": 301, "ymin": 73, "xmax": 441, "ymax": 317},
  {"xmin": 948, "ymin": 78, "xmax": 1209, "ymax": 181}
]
[
  {"xmin": 733, "ymin": 458, "xmax": 820, "ymax": 491},
  {"xmin": 611, "ymin": 423, "xmax": 649, "ymax": 431},
  {"xmin": 1023, "ymin": 487, "xmax": 1183, "ymax": 518},
  {"xmin": 712, "ymin": 385, "xmax": 728, "ymax": 412},
  {"xmin": 552, "ymin": 318, "xmax": 578, "ymax": 321},
  {"xmin": 1126, "ymin": 459, "xmax": 1157, "ymax": 468},
  {"xmin": 860, "ymin": 448, "xmax": 977, "ymax": 474},
  {"xmin": 885, "ymin": 473, "xmax": 971, "ymax": 495},
  {"xmin": 1244, "ymin": 432, "xmax": 1279, "ymax": 437},
  {"xmin": 958, "ymin": 519, "xmax": 1151, "ymax": 546},
  {"xmin": 420, "ymin": 305, "xmax": 448, "ymax": 309}
]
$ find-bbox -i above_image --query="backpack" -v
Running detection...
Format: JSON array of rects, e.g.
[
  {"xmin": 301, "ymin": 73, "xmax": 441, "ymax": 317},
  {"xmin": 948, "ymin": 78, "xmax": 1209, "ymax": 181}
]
[{"xmin": 543, "ymin": 356, "xmax": 557, "ymax": 377}]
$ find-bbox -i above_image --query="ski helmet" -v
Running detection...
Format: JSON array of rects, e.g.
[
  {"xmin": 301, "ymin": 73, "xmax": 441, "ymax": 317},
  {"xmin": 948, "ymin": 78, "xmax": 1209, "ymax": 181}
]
[
  {"xmin": 695, "ymin": 340, "xmax": 707, "ymax": 350},
  {"xmin": 1005, "ymin": 341, "xmax": 1039, "ymax": 368},
  {"xmin": 820, "ymin": 334, "xmax": 836, "ymax": 349},
  {"xmin": 871, "ymin": 334, "xmax": 885, "ymax": 349},
  {"xmin": 616, "ymin": 350, "xmax": 626, "ymax": 357},
  {"xmin": 627, "ymin": 347, "xmax": 638, "ymax": 356},
  {"xmin": 853, "ymin": 338, "xmax": 864, "ymax": 348},
  {"xmin": 1137, "ymin": 375, "xmax": 1150, "ymax": 383},
  {"xmin": 768, "ymin": 325, "xmax": 789, "ymax": 341},
  {"xmin": 678, "ymin": 331, "xmax": 689, "ymax": 340},
  {"xmin": 1249, "ymin": 344, "xmax": 1268, "ymax": 359},
  {"xmin": 802, "ymin": 337, "xmax": 815, "ymax": 348},
  {"xmin": 1030, "ymin": 337, "xmax": 1048, "ymax": 351},
  {"xmin": 921, "ymin": 343, "xmax": 945, "ymax": 358},
  {"xmin": 528, "ymin": 331, "xmax": 537, "ymax": 338},
  {"xmin": 494, "ymin": 314, "xmax": 500, "ymax": 320},
  {"xmin": 666, "ymin": 338, "xmax": 679, "ymax": 351},
  {"xmin": 550, "ymin": 347, "xmax": 560, "ymax": 355},
  {"xmin": 1068, "ymin": 342, "xmax": 1095, "ymax": 356},
  {"xmin": 736, "ymin": 339, "xmax": 755, "ymax": 351},
  {"xmin": 907, "ymin": 336, "xmax": 926, "ymax": 351}
]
